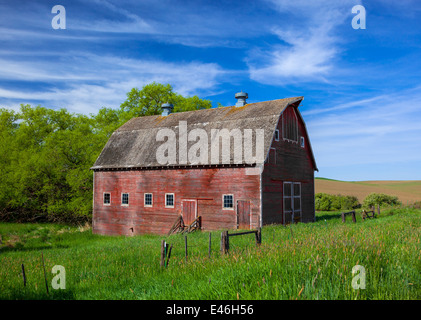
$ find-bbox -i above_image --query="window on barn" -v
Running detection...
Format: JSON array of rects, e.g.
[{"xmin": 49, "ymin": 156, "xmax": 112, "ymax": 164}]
[
  {"xmin": 300, "ymin": 136, "xmax": 305, "ymax": 148},
  {"xmin": 144, "ymin": 193, "xmax": 153, "ymax": 207},
  {"xmin": 223, "ymin": 194, "xmax": 234, "ymax": 209},
  {"xmin": 268, "ymin": 147, "xmax": 276, "ymax": 164},
  {"xmin": 282, "ymin": 107, "xmax": 298, "ymax": 142},
  {"xmin": 103, "ymin": 193, "xmax": 111, "ymax": 205},
  {"xmin": 165, "ymin": 193, "xmax": 174, "ymax": 208},
  {"xmin": 121, "ymin": 193, "xmax": 129, "ymax": 206},
  {"xmin": 274, "ymin": 129, "xmax": 280, "ymax": 141}
]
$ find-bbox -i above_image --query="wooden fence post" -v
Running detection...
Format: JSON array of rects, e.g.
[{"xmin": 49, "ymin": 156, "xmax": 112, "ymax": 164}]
[
  {"xmin": 166, "ymin": 244, "xmax": 173, "ymax": 267},
  {"xmin": 160, "ymin": 240, "xmax": 166, "ymax": 268},
  {"xmin": 220, "ymin": 232, "xmax": 224, "ymax": 253},
  {"xmin": 225, "ymin": 231, "xmax": 229, "ymax": 253},
  {"xmin": 351, "ymin": 211, "xmax": 356, "ymax": 223},
  {"xmin": 341, "ymin": 212, "xmax": 346, "ymax": 223},
  {"xmin": 221, "ymin": 231, "xmax": 229, "ymax": 254},
  {"xmin": 377, "ymin": 204, "xmax": 380, "ymax": 216},
  {"xmin": 184, "ymin": 235, "xmax": 188, "ymax": 261},
  {"xmin": 208, "ymin": 233, "xmax": 212, "ymax": 259},
  {"xmin": 255, "ymin": 228, "xmax": 262, "ymax": 246},
  {"xmin": 21, "ymin": 264, "xmax": 26, "ymax": 287}
]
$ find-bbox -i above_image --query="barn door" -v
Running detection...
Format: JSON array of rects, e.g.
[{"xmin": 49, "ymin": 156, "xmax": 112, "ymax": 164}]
[
  {"xmin": 182, "ymin": 200, "xmax": 197, "ymax": 226},
  {"xmin": 283, "ymin": 182, "xmax": 301, "ymax": 224},
  {"xmin": 237, "ymin": 200, "xmax": 251, "ymax": 229}
]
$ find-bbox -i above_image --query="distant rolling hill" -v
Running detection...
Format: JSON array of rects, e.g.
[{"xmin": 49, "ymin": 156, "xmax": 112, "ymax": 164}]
[{"xmin": 315, "ymin": 178, "xmax": 421, "ymax": 205}]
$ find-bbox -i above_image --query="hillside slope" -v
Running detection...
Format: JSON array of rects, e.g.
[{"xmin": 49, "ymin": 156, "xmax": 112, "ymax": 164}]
[{"xmin": 315, "ymin": 178, "xmax": 421, "ymax": 204}]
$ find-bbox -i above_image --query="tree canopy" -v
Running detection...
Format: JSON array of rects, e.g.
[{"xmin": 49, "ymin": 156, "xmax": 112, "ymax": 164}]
[
  {"xmin": 0, "ymin": 83, "xmax": 213, "ymax": 223},
  {"xmin": 119, "ymin": 82, "xmax": 211, "ymax": 122}
]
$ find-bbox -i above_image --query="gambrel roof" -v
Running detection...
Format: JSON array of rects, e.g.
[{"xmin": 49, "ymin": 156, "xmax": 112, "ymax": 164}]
[{"xmin": 91, "ymin": 96, "xmax": 317, "ymax": 171}]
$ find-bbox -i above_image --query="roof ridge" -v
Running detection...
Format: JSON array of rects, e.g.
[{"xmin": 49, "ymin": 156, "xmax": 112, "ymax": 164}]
[{"xmin": 117, "ymin": 96, "xmax": 303, "ymax": 132}]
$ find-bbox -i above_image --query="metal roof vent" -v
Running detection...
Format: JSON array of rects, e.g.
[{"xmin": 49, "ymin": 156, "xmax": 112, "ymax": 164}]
[
  {"xmin": 161, "ymin": 103, "xmax": 174, "ymax": 116},
  {"xmin": 235, "ymin": 91, "xmax": 248, "ymax": 107}
]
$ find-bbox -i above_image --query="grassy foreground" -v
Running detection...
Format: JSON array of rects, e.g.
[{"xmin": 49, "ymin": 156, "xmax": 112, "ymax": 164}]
[{"xmin": 1, "ymin": 208, "xmax": 420, "ymax": 300}]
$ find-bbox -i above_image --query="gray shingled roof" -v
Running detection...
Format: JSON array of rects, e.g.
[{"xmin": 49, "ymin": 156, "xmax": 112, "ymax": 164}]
[{"xmin": 91, "ymin": 97, "xmax": 314, "ymax": 170}]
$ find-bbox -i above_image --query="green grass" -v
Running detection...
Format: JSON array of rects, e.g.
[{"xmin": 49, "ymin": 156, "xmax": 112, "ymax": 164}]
[{"xmin": 1, "ymin": 208, "xmax": 420, "ymax": 300}]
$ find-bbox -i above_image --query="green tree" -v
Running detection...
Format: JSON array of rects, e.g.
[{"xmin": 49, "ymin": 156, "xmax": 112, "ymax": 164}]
[{"xmin": 119, "ymin": 82, "xmax": 211, "ymax": 122}]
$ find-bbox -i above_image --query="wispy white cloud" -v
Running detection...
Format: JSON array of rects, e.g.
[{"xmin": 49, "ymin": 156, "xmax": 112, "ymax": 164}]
[
  {"xmin": 306, "ymin": 86, "xmax": 421, "ymax": 176},
  {"xmin": 247, "ymin": 0, "xmax": 358, "ymax": 84},
  {"xmin": 0, "ymin": 52, "xmax": 228, "ymax": 113}
]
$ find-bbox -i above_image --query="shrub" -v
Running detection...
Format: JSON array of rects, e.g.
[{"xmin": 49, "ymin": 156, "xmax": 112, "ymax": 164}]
[
  {"xmin": 315, "ymin": 193, "xmax": 332, "ymax": 211},
  {"xmin": 412, "ymin": 201, "xmax": 421, "ymax": 209},
  {"xmin": 315, "ymin": 193, "xmax": 360, "ymax": 211},
  {"xmin": 338, "ymin": 195, "xmax": 361, "ymax": 210},
  {"xmin": 363, "ymin": 193, "xmax": 401, "ymax": 208}
]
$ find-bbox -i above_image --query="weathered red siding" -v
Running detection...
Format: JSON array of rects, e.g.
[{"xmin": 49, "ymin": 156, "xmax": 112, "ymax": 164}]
[
  {"xmin": 261, "ymin": 106, "xmax": 316, "ymax": 225},
  {"xmin": 93, "ymin": 167, "xmax": 261, "ymax": 235}
]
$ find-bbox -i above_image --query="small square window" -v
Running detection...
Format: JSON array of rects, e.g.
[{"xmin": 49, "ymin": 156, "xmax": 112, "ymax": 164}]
[
  {"xmin": 121, "ymin": 193, "xmax": 129, "ymax": 205},
  {"xmin": 274, "ymin": 129, "xmax": 280, "ymax": 141},
  {"xmin": 165, "ymin": 193, "xmax": 174, "ymax": 207},
  {"xmin": 300, "ymin": 136, "xmax": 305, "ymax": 148},
  {"xmin": 223, "ymin": 194, "xmax": 234, "ymax": 209},
  {"xmin": 103, "ymin": 193, "xmax": 110, "ymax": 205},
  {"xmin": 144, "ymin": 193, "xmax": 153, "ymax": 207}
]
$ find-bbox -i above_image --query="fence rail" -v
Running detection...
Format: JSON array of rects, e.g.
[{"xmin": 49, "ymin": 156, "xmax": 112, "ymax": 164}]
[{"xmin": 221, "ymin": 228, "xmax": 261, "ymax": 254}]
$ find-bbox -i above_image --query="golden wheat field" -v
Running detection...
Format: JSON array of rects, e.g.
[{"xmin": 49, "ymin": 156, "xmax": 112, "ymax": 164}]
[{"xmin": 315, "ymin": 178, "xmax": 421, "ymax": 205}]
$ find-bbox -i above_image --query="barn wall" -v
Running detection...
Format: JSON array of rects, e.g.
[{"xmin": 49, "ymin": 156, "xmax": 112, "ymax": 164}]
[
  {"xmin": 261, "ymin": 106, "xmax": 316, "ymax": 225},
  {"xmin": 93, "ymin": 167, "xmax": 261, "ymax": 235}
]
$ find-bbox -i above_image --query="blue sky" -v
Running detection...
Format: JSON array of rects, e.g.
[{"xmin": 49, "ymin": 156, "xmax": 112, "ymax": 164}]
[{"xmin": 1, "ymin": 0, "xmax": 421, "ymax": 181}]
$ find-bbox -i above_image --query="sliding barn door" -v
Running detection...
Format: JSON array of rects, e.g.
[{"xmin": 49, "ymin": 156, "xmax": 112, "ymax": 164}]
[{"xmin": 283, "ymin": 182, "xmax": 301, "ymax": 224}]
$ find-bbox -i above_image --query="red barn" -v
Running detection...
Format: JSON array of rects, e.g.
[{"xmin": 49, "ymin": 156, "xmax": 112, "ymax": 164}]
[{"xmin": 91, "ymin": 93, "xmax": 318, "ymax": 235}]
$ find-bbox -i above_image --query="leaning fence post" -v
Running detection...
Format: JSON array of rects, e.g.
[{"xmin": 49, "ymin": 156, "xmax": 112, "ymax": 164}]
[
  {"xmin": 166, "ymin": 244, "xmax": 173, "ymax": 267},
  {"xmin": 21, "ymin": 264, "xmax": 27, "ymax": 287}
]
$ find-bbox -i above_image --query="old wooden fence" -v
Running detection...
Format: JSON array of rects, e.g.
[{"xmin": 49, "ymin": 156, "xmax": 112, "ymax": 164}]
[
  {"xmin": 160, "ymin": 228, "xmax": 262, "ymax": 267},
  {"xmin": 220, "ymin": 228, "xmax": 262, "ymax": 254},
  {"xmin": 341, "ymin": 205, "xmax": 380, "ymax": 223}
]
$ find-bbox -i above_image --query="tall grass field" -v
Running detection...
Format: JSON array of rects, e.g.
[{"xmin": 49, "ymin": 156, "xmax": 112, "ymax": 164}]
[{"xmin": 1, "ymin": 208, "xmax": 420, "ymax": 300}]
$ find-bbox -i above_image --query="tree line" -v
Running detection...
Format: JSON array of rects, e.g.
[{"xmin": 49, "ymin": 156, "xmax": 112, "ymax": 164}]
[{"xmin": 0, "ymin": 83, "xmax": 212, "ymax": 223}]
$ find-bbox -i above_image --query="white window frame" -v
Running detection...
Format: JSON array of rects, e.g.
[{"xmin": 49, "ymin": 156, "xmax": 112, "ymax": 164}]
[
  {"xmin": 300, "ymin": 136, "xmax": 305, "ymax": 148},
  {"xmin": 222, "ymin": 194, "xmax": 234, "ymax": 210},
  {"xmin": 103, "ymin": 192, "xmax": 111, "ymax": 206},
  {"xmin": 165, "ymin": 193, "xmax": 175, "ymax": 208},
  {"xmin": 144, "ymin": 193, "xmax": 153, "ymax": 207},
  {"xmin": 121, "ymin": 193, "xmax": 129, "ymax": 206}
]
